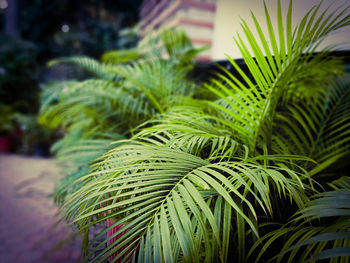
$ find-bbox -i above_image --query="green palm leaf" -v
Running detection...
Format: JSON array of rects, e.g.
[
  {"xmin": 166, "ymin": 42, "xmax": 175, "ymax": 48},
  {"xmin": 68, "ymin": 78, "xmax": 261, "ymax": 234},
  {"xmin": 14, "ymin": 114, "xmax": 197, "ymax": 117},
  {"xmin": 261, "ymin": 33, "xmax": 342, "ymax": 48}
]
[
  {"xmin": 111, "ymin": 59, "xmax": 197, "ymax": 114},
  {"xmin": 63, "ymin": 142, "xmax": 308, "ymax": 262},
  {"xmin": 272, "ymin": 76, "xmax": 350, "ymax": 176},
  {"xmin": 133, "ymin": 108, "xmax": 243, "ymax": 160},
  {"xmin": 39, "ymin": 79, "xmax": 154, "ymax": 133},
  {"xmin": 48, "ymin": 56, "xmax": 117, "ymax": 80},
  {"xmin": 206, "ymin": 0, "xmax": 350, "ymax": 154},
  {"xmin": 250, "ymin": 177, "xmax": 350, "ymax": 263},
  {"xmin": 101, "ymin": 48, "xmax": 143, "ymax": 64}
]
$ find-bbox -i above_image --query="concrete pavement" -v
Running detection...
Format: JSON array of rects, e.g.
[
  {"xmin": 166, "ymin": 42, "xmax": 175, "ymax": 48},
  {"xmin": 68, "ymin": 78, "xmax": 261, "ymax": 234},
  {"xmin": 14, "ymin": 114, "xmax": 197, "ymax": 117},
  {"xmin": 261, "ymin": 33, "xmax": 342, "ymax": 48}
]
[{"xmin": 0, "ymin": 154, "xmax": 82, "ymax": 263}]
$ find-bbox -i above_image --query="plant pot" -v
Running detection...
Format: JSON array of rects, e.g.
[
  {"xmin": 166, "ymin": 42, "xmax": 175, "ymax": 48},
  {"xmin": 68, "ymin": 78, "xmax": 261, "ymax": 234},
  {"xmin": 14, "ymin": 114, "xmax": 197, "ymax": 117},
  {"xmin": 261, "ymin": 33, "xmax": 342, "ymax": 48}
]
[{"xmin": 0, "ymin": 136, "xmax": 12, "ymax": 153}]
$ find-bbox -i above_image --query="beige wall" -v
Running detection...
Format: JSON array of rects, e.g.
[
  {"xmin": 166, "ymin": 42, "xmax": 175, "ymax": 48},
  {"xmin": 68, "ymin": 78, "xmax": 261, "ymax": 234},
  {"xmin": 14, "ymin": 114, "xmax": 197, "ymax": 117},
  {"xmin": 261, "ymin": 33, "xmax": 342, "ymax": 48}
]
[{"xmin": 211, "ymin": 0, "xmax": 350, "ymax": 60}]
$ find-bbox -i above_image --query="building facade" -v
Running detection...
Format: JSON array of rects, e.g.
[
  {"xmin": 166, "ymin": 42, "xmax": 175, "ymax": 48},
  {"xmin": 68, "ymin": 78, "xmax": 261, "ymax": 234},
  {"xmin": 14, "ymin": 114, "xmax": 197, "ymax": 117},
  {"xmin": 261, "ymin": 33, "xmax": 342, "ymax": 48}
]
[
  {"xmin": 140, "ymin": 0, "xmax": 350, "ymax": 62},
  {"xmin": 139, "ymin": 0, "xmax": 217, "ymax": 61}
]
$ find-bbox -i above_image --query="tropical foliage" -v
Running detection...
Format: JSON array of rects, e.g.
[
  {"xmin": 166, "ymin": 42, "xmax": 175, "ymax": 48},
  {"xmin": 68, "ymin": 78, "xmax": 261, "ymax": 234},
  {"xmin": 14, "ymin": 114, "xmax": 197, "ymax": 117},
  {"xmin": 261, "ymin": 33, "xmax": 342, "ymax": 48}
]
[
  {"xmin": 40, "ymin": 0, "xmax": 350, "ymax": 262},
  {"xmin": 40, "ymin": 29, "xmax": 205, "ymax": 203},
  {"xmin": 250, "ymin": 176, "xmax": 350, "ymax": 263}
]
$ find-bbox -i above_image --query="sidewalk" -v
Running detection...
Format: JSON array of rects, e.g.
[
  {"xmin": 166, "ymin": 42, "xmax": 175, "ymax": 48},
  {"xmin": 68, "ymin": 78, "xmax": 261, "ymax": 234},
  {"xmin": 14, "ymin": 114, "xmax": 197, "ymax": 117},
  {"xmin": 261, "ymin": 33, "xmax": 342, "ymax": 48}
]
[{"xmin": 0, "ymin": 154, "xmax": 82, "ymax": 263}]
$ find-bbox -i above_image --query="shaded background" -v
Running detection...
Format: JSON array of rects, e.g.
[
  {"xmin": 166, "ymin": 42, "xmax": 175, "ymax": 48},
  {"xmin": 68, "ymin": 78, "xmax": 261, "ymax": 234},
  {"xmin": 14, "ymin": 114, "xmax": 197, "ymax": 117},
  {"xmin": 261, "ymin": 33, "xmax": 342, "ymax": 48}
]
[{"xmin": 0, "ymin": 0, "xmax": 142, "ymax": 155}]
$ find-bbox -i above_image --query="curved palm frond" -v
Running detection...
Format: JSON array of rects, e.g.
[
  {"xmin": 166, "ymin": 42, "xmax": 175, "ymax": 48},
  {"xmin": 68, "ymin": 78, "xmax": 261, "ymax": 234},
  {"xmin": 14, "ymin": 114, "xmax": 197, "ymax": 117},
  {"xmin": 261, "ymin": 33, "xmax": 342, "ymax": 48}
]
[
  {"xmin": 39, "ymin": 79, "xmax": 154, "ymax": 133},
  {"xmin": 279, "ymin": 53, "xmax": 345, "ymax": 104},
  {"xmin": 272, "ymin": 76, "xmax": 350, "ymax": 176},
  {"xmin": 250, "ymin": 177, "xmax": 350, "ymax": 263},
  {"xmin": 205, "ymin": 0, "xmax": 350, "ymax": 154},
  {"xmin": 159, "ymin": 29, "xmax": 209, "ymax": 68},
  {"xmin": 112, "ymin": 59, "xmax": 198, "ymax": 114},
  {"xmin": 52, "ymin": 139, "xmax": 117, "ymax": 205},
  {"xmin": 101, "ymin": 48, "xmax": 144, "ymax": 64},
  {"xmin": 41, "ymin": 29, "xmax": 206, "ymax": 212},
  {"xmin": 133, "ymin": 106, "xmax": 246, "ymax": 161},
  {"xmin": 137, "ymin": 29, "xmax": 206, "ymax": 66},
  {"xmin": 48, "ymin": 56, "xmax": 117, "ymax": 80},
  {"xmin": 50, "ymin": 128, "xmax": 124, "ymax": 204},
  {"xmin": 63, "ymin": 142, "xmax": 309, "ymax": 263}
]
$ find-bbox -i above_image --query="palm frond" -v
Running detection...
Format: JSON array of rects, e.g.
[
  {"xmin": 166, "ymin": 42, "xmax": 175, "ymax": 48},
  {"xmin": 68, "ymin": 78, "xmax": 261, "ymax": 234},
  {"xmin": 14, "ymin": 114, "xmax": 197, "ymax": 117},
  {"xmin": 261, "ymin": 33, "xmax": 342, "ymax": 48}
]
[
  {"xmin": 63, "ymin": 142, "xmax": 309, "ymax": 262},
  {"xmin": 250, "ymin": 177, "xmax": 350, "ymax": 263},
  {"xmin": 206, "ymin": 0, "xmax": 350, "ymax": 154},
  {"xmin": 133, "ymin": 108, "xmax": 245, "ymax": 160},
  {"xmin": 51, "ymin": 128, "xmax": 124, "ymax": 204},
  {"xmin": 272, "ymin": 76, "xmax": 350, "ymax": 176},
  {"xmin": 101, "ymin": 48, "xmax": 143, "ymax": 64},
  {"xmin": 159, "ymin": 29, "xmax": 208, "ymax": 67},
  {"xmin": 111, "ymin": 59, "xmax": 198, "ymax": 114},
  {"xmin": 48, "ymin": 56, "xmax": 117, "ymax": 80},
  {"xmin": 39, "ymin": 79, "xmax": 154, "ymax": 133}
]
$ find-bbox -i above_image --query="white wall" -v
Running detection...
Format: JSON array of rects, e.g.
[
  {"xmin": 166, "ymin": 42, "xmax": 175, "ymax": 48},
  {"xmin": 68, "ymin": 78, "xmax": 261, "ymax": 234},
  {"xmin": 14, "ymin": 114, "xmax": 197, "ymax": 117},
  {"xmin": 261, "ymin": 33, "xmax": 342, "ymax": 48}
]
[{"xmin": 211, "ymin": 0, "xmax": 350, "ymax": 60}]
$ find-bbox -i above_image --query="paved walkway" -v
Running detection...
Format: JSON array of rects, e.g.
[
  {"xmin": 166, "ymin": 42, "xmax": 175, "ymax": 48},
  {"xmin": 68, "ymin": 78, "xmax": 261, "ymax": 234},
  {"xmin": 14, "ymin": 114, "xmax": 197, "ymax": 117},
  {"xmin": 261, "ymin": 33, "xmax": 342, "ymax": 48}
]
[{"xmin": 0, "ymin": 154, "xmax": 82, "ymax": 263}]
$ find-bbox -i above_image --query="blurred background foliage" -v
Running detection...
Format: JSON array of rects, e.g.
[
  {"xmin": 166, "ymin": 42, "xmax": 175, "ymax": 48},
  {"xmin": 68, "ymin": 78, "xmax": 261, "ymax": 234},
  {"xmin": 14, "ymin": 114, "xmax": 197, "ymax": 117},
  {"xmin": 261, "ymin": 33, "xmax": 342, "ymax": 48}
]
[
  {"xmin": 15, "ymin": 0, "xmax": 141, "ymax": 59},
  {"xmin": 0, "ymin": 0, "xmax": 142, "ymax": 154}
]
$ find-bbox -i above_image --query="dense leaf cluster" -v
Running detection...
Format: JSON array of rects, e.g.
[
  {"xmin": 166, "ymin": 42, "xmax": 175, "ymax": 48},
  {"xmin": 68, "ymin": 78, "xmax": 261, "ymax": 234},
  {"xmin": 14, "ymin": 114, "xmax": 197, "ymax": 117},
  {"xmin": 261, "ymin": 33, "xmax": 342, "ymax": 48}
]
[{"xmin": 40, "ymin": 1, "xmax": 350, "ymax": 262}]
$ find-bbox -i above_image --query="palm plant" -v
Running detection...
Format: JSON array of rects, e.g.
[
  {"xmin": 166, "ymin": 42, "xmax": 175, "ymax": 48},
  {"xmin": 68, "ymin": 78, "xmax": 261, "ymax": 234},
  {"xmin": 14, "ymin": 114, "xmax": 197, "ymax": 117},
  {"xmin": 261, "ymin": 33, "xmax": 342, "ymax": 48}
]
[
  {"xmin": 39, "ymin": 29, "xmax": 205, "ymax": 203},
  {"xmin": 56, "ymin": 1, "xmax": 350, "ymax": 262},
  {"xmin": 42, "ymin": 0, "xmax": 350, "ymax": 262}
]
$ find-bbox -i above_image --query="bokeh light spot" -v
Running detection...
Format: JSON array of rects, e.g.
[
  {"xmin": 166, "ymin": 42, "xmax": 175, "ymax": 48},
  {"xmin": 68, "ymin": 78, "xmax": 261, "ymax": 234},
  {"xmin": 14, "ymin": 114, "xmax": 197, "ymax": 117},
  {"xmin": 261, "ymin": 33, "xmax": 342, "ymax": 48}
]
[
  {"xmin": 61, "ymin": 24, "xmax": 70, "ymax": 33},
  {"xmin": 0, "ymin": 0, "xmax": 8, "ymax": 9}
]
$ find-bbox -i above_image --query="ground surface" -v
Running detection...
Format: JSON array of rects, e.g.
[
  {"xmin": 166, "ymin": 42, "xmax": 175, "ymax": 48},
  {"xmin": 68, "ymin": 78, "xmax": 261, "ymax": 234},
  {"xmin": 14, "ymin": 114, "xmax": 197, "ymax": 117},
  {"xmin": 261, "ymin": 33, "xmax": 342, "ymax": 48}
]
[{"xmin": 0, "ymin": 154, "xmax": 82, "ymax": 263}]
